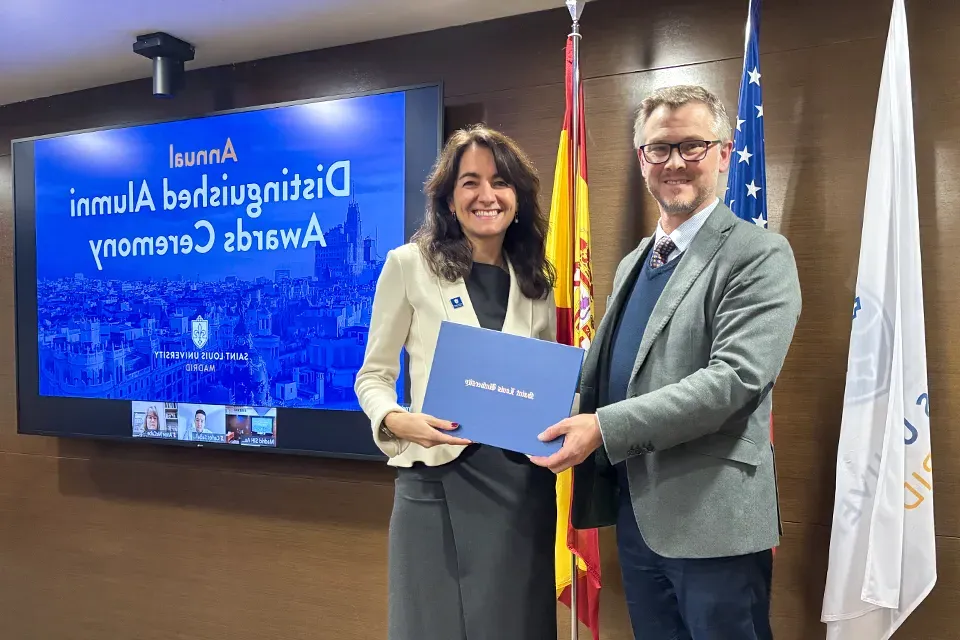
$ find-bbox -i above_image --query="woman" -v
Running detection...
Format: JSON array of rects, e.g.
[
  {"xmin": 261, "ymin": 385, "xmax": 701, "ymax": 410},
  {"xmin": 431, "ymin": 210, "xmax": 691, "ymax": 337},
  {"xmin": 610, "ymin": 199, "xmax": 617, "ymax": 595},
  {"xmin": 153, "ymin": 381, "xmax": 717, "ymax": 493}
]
[
  {"xmin": 144, "ymin": 406, "xmax": 160, "ymax": 433},
  {"xmin": 355, "ymin": 124, "xmax": 559, "ymax": 640}
]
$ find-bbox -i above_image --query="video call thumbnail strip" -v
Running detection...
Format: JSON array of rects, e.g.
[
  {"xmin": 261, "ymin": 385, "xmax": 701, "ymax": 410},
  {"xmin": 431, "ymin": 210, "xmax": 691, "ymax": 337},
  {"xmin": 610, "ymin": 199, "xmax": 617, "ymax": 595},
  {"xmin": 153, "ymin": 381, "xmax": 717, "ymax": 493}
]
[{"xmin": 132, "ymin": 401, "xmax": 277, "ymax": 447}]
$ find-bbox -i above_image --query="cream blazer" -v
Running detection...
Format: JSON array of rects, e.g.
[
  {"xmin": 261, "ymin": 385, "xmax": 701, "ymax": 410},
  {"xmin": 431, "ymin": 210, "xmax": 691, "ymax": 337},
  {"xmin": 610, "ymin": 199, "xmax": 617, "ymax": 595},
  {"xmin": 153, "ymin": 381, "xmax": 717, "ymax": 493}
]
[{"xmin": 354, "ymin": 242, "xmax": 558, "ymax": 467}]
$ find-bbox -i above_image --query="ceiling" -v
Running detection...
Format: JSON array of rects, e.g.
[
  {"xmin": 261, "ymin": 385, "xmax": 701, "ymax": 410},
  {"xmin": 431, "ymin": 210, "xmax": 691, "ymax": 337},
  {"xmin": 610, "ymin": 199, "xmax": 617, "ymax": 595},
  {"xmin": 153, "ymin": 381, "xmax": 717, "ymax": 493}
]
[{"xmin": 0, "ymin": 0, "xmax": 579, "ymax": 107}]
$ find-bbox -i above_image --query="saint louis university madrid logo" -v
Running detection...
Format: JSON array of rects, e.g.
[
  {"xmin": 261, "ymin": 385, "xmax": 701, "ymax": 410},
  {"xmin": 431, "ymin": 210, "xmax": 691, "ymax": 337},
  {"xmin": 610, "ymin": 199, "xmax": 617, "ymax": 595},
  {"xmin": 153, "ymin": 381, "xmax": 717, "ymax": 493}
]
[
  {"xmin": 844, "ymin": 288, "xmax": 893, "ymax": 406},
  {"xmin": 191, "ymin": 315, "xmax": 209, "ymax": 349}
]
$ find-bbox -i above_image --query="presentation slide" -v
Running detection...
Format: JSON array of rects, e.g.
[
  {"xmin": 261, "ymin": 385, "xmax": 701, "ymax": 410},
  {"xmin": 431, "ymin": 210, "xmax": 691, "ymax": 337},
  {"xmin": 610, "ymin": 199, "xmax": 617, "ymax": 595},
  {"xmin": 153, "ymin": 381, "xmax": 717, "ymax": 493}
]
[
  {"xmin": 33, "ymin": 91, "xmax": 406, "ymax": 411},
  {"xmin": 14, "ymin": 83, "xmax": 441, "ymax": 459}
]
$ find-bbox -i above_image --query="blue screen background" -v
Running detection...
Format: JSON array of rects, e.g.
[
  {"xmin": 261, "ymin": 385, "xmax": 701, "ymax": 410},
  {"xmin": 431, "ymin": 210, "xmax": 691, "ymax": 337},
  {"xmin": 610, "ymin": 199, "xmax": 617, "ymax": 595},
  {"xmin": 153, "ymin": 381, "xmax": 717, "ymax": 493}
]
[{"xmin": 33, "ymin": 92, "xmax": 407, "ymax": 411}]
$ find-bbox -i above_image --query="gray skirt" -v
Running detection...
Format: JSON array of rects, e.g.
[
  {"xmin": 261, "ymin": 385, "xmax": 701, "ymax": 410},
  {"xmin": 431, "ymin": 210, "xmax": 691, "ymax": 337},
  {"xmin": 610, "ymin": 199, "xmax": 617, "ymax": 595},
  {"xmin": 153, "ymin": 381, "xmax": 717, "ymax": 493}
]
[{"xmin": 388, "ymin": 444, "xmax": 558, "ymax": 640}]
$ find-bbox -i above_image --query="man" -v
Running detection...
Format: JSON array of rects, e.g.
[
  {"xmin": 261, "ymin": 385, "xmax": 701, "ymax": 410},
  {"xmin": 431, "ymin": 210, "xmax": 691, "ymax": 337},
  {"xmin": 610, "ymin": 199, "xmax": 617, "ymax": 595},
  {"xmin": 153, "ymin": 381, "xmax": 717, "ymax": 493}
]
[
  {"xmin": 182, "ymin": 408, "xmax": 213, "ymax": 441},
  {"xmin": 532, "ymin": 85, "xmax": 801, "ymax": 639},
  {"xmin": 192, "ymin": 409, "xmax": 210, "ymax": 434}
]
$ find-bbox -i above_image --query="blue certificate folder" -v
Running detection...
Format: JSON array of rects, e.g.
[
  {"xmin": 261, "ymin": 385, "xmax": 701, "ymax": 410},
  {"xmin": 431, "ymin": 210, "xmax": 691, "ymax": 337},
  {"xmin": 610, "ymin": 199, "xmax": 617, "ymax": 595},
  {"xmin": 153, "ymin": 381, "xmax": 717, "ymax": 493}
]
[{"xmin": 421, "ymin": 321, "xmax": 586, "ymax": 456}]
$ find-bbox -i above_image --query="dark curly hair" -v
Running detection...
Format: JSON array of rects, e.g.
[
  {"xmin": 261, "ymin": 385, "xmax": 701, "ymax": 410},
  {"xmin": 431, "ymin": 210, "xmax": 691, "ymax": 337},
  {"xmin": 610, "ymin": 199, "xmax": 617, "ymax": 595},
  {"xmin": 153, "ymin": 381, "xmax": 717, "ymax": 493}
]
[{"xmin": 412, "ymin": 124, "xmax": 556, "ymax": 300}]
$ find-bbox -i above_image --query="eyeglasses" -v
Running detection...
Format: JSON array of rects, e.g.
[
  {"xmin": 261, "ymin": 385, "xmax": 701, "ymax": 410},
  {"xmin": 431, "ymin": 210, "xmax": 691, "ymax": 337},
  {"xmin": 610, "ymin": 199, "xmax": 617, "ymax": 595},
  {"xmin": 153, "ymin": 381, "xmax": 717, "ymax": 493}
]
[{"xmin": 637, "ymin": 140, "xmax": 721, "ymax": 164}]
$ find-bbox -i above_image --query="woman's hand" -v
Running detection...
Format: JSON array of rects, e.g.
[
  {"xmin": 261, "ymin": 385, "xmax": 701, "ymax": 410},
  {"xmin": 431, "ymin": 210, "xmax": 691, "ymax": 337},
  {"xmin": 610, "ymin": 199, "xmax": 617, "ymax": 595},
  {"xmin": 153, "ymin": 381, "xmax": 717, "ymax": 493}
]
[{"xmin": 383, "ymin": 412, "xmax": 472, "ymax": 448}]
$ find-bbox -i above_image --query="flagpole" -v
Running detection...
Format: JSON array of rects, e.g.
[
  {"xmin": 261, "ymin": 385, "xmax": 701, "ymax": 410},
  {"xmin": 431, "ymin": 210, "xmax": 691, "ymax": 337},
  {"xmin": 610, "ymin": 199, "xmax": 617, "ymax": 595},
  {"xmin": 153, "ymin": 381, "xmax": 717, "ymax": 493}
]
[
  {"xmin": 564, "ymin": 7, "xmax": 585, "ymax": 640},
  {"xmin": 568, "ymin": 0, "xmax": 583, "ymax": 288}
]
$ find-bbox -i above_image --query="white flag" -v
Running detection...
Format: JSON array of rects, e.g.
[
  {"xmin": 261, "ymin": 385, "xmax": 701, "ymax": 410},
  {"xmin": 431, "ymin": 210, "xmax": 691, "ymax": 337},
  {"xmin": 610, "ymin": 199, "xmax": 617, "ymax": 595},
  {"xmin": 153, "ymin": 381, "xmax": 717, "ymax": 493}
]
[{"xmin": 820, "ymin": 0, "xmax": 936, "ymax": 638}]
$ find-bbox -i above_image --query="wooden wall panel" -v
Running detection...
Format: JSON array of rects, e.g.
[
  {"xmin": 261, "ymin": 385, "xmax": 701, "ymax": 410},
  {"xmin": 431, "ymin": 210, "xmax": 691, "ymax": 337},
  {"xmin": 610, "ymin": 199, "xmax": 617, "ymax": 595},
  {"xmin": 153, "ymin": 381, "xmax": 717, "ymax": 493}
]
[
  {"xmin": 1, "ymin": 0, "xmax": 958, "ymax": 638},
  {"xmin": 0, "ymin": 453, "xmax": 394, "ymax": 640}
]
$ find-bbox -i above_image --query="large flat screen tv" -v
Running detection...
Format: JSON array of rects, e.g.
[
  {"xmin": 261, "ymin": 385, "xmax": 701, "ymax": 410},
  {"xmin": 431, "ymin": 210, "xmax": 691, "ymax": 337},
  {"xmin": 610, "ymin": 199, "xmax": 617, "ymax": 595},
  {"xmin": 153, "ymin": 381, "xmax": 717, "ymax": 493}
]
[{"xmin": 12, "ymin": 83, "xmax": 443, "ymax": 460}]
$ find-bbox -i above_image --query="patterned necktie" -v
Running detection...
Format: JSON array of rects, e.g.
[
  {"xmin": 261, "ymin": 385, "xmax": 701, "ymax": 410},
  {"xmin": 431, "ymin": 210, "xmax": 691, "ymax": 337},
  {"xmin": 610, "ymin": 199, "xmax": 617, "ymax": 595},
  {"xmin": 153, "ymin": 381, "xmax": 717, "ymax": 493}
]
[{"xmin": 650, "ymin": 236, "xmax": 677, "ymax": 269}]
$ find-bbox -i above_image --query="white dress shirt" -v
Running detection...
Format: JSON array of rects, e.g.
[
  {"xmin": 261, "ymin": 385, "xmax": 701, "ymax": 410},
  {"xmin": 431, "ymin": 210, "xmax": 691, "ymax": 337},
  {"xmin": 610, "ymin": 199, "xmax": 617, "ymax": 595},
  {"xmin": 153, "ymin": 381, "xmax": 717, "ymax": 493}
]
[{"xmin": 653, "ymin": 197, "xmax": 720, "ymax": 263}]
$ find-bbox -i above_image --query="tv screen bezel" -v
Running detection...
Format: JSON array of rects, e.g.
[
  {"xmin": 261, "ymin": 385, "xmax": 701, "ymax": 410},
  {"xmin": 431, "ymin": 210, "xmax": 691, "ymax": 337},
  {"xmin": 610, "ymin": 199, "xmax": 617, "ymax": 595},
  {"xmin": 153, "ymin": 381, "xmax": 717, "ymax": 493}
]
[{"xmin": 10, "ymin": 81, "xmax": 444, "ymax": 462}]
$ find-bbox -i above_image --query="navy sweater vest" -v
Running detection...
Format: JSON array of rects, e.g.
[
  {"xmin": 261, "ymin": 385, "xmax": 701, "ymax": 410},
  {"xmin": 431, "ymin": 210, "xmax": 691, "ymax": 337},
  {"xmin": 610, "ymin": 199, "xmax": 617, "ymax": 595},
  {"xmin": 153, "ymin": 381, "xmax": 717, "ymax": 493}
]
[{"xmin": 606, "ymin": 251, "xmax": 681, "ymax": 405}]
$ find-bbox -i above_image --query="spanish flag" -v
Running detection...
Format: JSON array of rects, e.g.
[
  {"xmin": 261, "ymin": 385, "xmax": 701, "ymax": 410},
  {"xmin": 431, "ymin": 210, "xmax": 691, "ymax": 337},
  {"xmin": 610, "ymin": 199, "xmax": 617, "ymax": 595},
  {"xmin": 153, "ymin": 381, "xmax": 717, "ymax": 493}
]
[{"xmin": 547, "ymin": 35, "xmax": 602, "ymax": 640}]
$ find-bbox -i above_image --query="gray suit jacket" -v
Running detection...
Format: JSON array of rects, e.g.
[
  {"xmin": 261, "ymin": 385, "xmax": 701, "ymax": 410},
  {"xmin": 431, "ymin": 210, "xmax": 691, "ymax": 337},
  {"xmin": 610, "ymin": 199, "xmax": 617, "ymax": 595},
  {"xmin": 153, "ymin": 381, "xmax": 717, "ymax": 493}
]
[{"xmin": 571, "ymin": 203, "xmax": 802, "ymax": 559}]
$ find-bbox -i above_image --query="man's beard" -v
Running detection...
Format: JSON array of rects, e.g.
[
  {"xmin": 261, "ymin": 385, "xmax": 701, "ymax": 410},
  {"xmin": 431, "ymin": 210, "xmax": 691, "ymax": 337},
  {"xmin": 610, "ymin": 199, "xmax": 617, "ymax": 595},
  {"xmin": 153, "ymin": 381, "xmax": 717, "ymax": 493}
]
[{"xmin": 649, "ymin": 179, "xmax": 710, "ymax": 216}]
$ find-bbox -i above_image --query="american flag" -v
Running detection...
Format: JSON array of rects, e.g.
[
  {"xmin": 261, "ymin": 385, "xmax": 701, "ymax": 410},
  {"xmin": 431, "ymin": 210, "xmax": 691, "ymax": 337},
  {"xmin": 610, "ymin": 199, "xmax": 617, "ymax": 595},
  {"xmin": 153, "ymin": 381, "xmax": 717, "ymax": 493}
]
[{"xmin": 724, "ymin": 0, "xmax": 766, "ymax": 228}]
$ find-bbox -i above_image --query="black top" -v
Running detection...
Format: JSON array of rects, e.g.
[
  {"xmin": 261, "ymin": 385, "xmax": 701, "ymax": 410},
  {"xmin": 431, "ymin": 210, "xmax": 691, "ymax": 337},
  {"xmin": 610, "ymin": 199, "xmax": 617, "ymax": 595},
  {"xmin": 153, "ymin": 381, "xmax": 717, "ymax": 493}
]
[{"xmin": 465, "ymin": 262, "xmax": 511, "ymax": 332}]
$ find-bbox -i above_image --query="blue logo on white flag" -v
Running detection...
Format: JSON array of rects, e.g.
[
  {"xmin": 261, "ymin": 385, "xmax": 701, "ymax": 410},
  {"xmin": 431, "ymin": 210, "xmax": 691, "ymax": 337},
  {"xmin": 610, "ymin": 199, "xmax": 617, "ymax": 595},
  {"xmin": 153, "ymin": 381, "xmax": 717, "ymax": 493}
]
[{"xmin": 845, "ymin": 288, "xmax": 893, "ymax": 405}]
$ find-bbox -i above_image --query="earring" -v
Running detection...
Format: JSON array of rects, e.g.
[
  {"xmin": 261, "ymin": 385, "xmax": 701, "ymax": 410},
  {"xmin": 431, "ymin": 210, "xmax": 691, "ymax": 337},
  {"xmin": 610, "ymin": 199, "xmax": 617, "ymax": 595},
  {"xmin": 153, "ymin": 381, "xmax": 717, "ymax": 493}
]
[{"xmin": 513, "ymin": 216, "xmax": 519, "ymax": 224}]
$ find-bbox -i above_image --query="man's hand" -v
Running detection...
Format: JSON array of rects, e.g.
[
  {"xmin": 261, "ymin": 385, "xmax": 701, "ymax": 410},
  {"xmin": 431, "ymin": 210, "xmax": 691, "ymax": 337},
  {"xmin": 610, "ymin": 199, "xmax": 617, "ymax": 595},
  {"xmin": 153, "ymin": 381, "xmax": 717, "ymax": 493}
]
[{"xmin": 529, "ymin": 413, "xmax": 603, "ymax": 474}]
